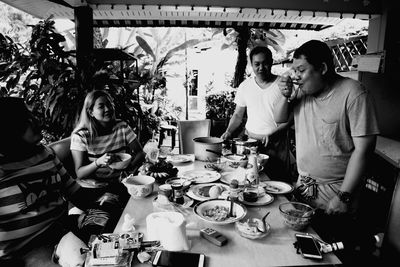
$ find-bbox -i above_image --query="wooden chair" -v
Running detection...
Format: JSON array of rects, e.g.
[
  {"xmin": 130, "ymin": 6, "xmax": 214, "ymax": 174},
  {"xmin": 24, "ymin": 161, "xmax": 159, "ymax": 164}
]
[{"xmin": 177, "ymin": 119, "xmax": 211, "ymax": 154}]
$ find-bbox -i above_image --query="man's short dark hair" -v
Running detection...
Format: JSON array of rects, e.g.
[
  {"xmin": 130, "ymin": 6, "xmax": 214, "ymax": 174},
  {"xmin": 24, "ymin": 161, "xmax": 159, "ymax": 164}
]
[
  {"xmin": 249, "ymin": 46, "xmax": 273, "ymax": 65},
  {"xmin": 293, "ymin": 40, "xmax": 335, "ymax": 75}
]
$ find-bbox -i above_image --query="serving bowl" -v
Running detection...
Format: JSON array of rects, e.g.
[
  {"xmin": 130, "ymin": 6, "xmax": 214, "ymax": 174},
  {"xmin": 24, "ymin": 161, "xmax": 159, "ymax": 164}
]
[
  {"xmin": 108, "ymin": 152, "xmax": 132, "ymax": 170},
  {"xmin": 279, "ymin": 202, "xmax": 315, "ymax": 230},
  {"xmin": 122, "ymin": 174, "xmax": 155, "ymax": 199},
  {"xmin": 194, "ymin": 199, "xmax": 247, "ymax": 225},
  {"xmin": 235, "ymin": 218, "xmax": 271, "ymax": 239},
  {"xmin": 257, "ymin": 153, "xmax": 269, "ymax": 167},
  {"xmin": 222, "ymin": 154, "xmax": 248, "ymax": 168}
]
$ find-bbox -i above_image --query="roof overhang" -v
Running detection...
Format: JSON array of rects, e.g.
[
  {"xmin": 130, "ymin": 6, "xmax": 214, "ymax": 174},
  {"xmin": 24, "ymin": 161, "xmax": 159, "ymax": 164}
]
[{"xmin": 3, "ymin": 0, "xmax": 382, "ymax": 30}]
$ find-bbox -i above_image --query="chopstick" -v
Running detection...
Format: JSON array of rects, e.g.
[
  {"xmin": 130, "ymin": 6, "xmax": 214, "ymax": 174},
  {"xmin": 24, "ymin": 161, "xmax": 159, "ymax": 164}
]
[{"xmin": 229, "ymin": 199, "xmax": 234, "ymax": 217}]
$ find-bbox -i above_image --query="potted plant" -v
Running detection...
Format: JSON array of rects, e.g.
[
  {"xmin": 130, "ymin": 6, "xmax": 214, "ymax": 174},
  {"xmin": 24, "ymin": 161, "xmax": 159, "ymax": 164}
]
[{"xmin": 205, "ymin": 90, "xmax": 236, "ymax": 137}]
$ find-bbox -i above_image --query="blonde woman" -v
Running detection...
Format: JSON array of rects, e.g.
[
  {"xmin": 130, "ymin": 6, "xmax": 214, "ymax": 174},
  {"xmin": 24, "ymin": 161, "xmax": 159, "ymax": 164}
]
[{"xmin": 71, "ymin": 90, "xmax": 145, "ymax": 199}]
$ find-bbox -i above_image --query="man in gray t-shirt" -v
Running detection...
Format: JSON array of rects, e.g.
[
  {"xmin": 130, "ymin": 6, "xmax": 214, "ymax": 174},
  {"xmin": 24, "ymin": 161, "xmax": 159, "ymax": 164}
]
[{"xmin": 275, "ymin": 40, "xmax": 379, "ymax": 215}]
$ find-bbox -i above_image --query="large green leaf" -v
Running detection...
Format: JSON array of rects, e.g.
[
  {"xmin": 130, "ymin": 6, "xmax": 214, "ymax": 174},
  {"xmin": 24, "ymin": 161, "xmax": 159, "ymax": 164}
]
[{"xmin": 136, "ymin": 36, "xmax": 156, "ymax": 61}]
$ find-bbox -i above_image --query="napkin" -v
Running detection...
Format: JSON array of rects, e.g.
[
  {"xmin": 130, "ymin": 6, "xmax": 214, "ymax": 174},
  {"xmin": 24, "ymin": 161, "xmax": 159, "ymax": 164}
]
[{"xmin": 146, "ymin": 212, "xmax": 190, "ymax": 251}]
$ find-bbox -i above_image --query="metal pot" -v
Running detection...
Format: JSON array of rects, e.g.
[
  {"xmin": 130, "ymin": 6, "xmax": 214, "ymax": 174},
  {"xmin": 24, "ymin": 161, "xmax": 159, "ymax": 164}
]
[
  {"xmin": 231, "ymin": 138, "xmax": 258, "ymax": 154},
  {"xmin": 193, "ymin": 137, "xmax": 223, "ymax": 162}
]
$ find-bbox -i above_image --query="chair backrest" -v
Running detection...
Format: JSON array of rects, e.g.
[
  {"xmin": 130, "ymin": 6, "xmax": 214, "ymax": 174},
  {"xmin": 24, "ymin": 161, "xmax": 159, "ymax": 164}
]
[
  {"xmin": 177, "ymin": 119, "xmax": 211, "ymax": 154},
  {"xmin": 381, "ymin": 174, "xmax": 400, "ymax": 262},
  {"xmin": 47, "ymin": 137, "xmax": 76, "ymax": 177}
]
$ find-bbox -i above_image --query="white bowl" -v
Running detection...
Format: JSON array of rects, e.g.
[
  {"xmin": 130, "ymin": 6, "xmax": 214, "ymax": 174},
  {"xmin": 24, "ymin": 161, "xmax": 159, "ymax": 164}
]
[
  {"xmin": 257, "ymin": 154, "xmax": 269, "ymax": 167},
  {"xmin": 222, "ymin": 154, "xmax": 248, "ymax": 168},
  {"xmin": 122, "ymin": 175, "xmax": 155, "ymax": 199},
  {"xmin": 108, "ymin": 152, "xmax": 132, "ymax": 170},
  {"xmin": 194, "ymin": 199, "xmax": 247, "ymax": 225}
]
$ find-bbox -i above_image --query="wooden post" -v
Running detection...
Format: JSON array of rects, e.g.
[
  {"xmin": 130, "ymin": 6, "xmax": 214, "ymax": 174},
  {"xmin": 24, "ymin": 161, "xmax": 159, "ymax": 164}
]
[{"xmin": 74, "ymin": 6, "xmax": 93, "ymax": 89}]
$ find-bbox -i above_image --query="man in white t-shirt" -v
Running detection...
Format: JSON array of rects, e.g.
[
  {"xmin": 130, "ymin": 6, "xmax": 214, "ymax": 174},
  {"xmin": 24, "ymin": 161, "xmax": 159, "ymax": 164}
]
[{"xmin": 221, "ymin": 46, "xmax": 293, "ymax": 182}]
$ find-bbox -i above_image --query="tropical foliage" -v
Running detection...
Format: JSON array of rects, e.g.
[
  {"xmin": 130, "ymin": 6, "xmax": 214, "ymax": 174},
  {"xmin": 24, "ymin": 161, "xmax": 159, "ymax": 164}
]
[
  {"xmin": 0, "ymin": 17, "xmax": 81, "ymax": 143},
  {"xmin": 0, "ymin": 2, "xmax": 37, "ymax": 43},
  {"xmin": 0, "ymin": 17, "xmax": 149, "ymax": 144},
  {"xmin": 205, "ymin": 91, "xmax": 236, "ymax": 121}
]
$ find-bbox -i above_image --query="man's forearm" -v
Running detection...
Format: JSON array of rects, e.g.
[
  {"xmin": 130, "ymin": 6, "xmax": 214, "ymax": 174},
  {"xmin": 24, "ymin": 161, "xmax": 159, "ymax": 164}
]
[
  {"xmin": 341, "ymin": 150, "xmax": 368, "ymax": 194},
  {"xmin": 225, "ymin": 113, "xmax": 243, "ymax": 135},
  {"xmin": 274, "ymin": 95, "xmax": 291, "ymax": 123},
  {"xmin": 341, "ymin": 136, "xmax": 376, "ymax": 194}
]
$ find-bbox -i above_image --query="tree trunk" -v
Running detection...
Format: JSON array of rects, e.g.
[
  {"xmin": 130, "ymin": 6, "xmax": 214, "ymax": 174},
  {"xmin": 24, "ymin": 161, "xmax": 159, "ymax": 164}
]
[{"xmin": 232, "ymin": 27, "xmax": 250, "ymax": 88}]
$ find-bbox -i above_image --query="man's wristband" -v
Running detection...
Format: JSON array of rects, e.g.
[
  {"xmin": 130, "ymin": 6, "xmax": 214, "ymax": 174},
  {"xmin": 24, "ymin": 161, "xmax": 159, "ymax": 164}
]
[{"xmin": 337, "ymin": 190, "xmax": 352, "ymax": 203}]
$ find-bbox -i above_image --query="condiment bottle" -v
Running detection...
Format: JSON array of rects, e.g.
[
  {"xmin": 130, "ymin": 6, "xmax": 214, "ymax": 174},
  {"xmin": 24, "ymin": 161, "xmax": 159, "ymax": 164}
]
[
  {"xmin": 229, "ymin": 179, "xmax": 240, "ymax": 202},
  {"xmin": 243, "ymin": 186, "xmax": 259, "ymax": 202},
  {"xmin": 171, "ymin": 182, "xmax": 184, "ymax": 205},
  {"xmin": 229, "ymin": 179, "xmax": 240, "ymax": 217},
  {"xmin": 246, "ymin": 152, "xmax": 259, "ymax": 186}
]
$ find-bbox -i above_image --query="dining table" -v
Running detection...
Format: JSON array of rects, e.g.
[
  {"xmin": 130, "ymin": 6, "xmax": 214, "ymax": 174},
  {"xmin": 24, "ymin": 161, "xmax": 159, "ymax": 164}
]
[{"xmin": 114, "ymin": 158, "xmax": 342, "ymax": 267}]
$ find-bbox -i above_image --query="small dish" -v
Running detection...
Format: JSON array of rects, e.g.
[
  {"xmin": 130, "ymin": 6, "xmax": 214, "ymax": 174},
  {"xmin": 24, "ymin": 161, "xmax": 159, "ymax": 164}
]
[
  {"xmin": 235, "ymin": 218, "xmax": 271, "ymax": 239},
  {"xmin": 180, "ymin": 170, "xmax": 221, "ymax": 184},
  {"xmin": 238, "ymin": 192, "xmax": 274, "ymax": 206},
  {"xmin": 261, "ymin": 181, "xmax": 294, "ymax": 194},
  {"xmin": 166, "ymin": 154, "xmax": 194, "ymax": 164},
  {"xmin": 220, "ymin": 165, "xmax": 264, "ymax": 186}
]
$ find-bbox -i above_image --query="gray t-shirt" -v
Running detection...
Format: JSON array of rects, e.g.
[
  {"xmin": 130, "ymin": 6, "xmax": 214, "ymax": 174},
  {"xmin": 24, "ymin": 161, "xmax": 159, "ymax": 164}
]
[{"xmin": 294, "ymin": 77, "xmax": 379, "ymax": 180}]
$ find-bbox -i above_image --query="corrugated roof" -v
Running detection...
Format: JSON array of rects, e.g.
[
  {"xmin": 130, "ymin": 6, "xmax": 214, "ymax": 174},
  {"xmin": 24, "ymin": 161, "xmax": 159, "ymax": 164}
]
[{"xmin": 2, "ymin": 0, "xmax": 381, "ymax": 31}]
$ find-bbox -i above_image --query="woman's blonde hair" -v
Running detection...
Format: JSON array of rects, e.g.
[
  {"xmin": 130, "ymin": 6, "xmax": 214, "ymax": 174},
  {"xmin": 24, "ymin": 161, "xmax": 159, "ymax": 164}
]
[{"xmin": 73, "ymin": 90, "xmax": 115, "ymax": 139}]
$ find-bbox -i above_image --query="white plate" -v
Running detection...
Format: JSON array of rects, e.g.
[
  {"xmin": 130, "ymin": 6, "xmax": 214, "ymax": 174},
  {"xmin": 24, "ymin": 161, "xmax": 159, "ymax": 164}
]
[
  {"xmin": 180, "ymin": 170, "xmax": 221, "ymax": 184},
  {"xmin": 220, "ymin": 171, "xmax": 247, "ymax": 186},
  {"xmin": 166, "ymin": 154, "xmax": 194, "ymax": 164},
  {"xmin": 186, "ymin": 183, "xmax": 230, "ymax": 201},
  {"xmin": 261, "ymin": 181, "xmax": 294, "ymax": 194},
  {"xmin": 238, "ymin": 192, "xmax": 274, "ymax": 206},
  {"xmin": 194, "ymin": 199, "xmax": 247, "ymax": 225}
]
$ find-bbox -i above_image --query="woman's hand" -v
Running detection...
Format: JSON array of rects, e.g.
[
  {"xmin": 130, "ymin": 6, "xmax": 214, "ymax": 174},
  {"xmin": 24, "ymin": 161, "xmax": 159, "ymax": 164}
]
[{"xmin": 96, "ymin": 153, "xmax": 113, "ymax": 167}]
